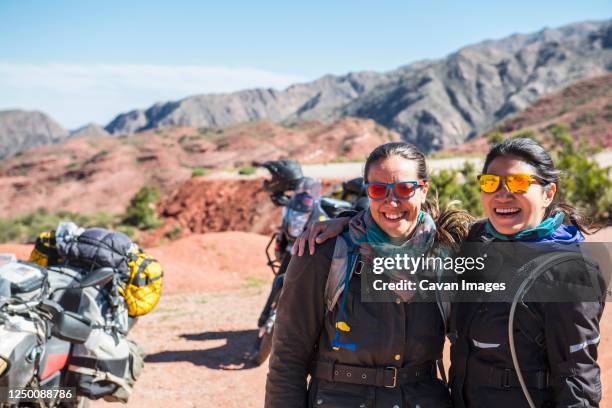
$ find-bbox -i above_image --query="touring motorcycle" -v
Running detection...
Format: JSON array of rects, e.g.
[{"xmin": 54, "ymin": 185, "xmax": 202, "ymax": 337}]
[
  {"xmin": 0, "ymin": 254, "xmax": 129, "ymax": 407},
  {"xmin": 251, "ymin": 160, "xmax": 364, "ymax": 365}
]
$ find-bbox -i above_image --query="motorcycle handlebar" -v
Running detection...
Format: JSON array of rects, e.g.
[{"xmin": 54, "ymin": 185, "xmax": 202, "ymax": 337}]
[{"xmin": 3, "ymin": 300, "xmax": 40, "ymax": 313}]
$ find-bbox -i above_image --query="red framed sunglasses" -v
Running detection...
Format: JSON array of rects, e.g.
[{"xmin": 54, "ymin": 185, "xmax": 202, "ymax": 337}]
[{"xmin": 365, "ymin": 180, "xmax": 426, "ymax": 200}]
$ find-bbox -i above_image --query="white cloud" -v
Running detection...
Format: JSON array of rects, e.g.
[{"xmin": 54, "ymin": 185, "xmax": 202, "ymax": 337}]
[{"xmin": 0, "ymin": 63, "xmax": 309, "ymax": 129}]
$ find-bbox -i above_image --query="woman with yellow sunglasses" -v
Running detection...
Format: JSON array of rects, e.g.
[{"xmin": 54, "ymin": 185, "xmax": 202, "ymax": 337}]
[
  {"xmin": 450, "ymin": 138, "xmax": 604, "ymax": 408},
  {"xmin": 291, "ymin": 137, "xmax": 604, "ymax": 407}
]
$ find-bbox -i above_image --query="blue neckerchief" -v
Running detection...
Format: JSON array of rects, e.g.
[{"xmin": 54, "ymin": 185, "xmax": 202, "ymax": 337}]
[
  {"xmin": 484, "ymin": 212, "xmax": 566, "ymax": 242},
  {"xmin": 363, "ymin": 211, "xmax": 425, "ymax": 247}
]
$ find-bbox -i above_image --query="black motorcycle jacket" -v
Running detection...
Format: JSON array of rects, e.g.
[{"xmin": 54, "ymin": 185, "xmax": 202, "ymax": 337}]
[
  {"xmin": 265, "ymin": 237, "xmax": 451, "ymax": 408},
  {"xmin": 449, "ymin": 221, "xmax": 605, "ymax": 408}
]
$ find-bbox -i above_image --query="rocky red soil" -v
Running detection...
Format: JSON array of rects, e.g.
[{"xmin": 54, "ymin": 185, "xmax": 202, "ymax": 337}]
[
  {"xmin": 151, "ymin": 178, "xmax": 344, "ymax": 243},
  {"xmin": 156, "ymin": 178, "xmax": 281, "ymax": 239},
  {"xmin": 1, "ymin": 228, "xmax": 611, "ymax": 407},
  {"xmin": 0, "ymin": 117, "xmax": 397, "ymax": 218}
]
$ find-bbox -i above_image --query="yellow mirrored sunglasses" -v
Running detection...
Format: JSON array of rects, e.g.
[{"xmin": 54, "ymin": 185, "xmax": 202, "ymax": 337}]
[{"xmin": 477, "ymin": 173, "xmax": 543, "ymax": 194}]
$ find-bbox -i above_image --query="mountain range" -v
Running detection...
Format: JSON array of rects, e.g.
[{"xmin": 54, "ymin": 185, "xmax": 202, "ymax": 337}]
[
  {"xmin": 104, "ymin": 20, "xmax": 612, "ymax": 152},
  {"xmin": 0, "ymin": 19, "xmax": 611, "ymax": 159}
]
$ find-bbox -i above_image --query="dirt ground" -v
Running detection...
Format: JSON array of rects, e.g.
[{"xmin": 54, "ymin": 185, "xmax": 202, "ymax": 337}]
[{"xmin": 1, "ymin": 228, "xmax": 611, "ymax": 407}]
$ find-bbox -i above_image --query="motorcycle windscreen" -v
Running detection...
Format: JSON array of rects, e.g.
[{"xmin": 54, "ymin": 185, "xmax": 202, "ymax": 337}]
[{"xmin": 283, "ymin": 208, "xmax": 312, "ymax": 238}]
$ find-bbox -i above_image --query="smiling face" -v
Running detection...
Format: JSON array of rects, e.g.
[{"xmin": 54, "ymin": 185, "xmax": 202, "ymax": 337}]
[
  {"xmin": 366, "ymin": 155, "xmax": 428, "ymax": 238},
  {"xmin": 481, "ymin": 155, "xmax": 556, "ymax": 235}
]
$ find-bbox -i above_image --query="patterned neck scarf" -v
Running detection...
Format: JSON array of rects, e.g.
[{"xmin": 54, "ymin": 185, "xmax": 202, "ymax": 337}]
[{"xmin": 347, "ymin": 209, "xmax": 437, "ymax": 300}]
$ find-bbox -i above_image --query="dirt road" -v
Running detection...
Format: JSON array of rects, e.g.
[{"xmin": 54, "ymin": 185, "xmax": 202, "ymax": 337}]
[
  {"xmin": 210, "ymin": 150, "xmax": 612, "ymax": 180},
  {"xmin": 1, "ymin": 228, "xmax": 611, "ymax": 407}
]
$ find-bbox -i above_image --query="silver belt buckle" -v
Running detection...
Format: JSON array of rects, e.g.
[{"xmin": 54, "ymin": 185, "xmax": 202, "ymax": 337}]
[{"xmin": 385, "ymin": 366, "xmax": 398, "ymax": 388}]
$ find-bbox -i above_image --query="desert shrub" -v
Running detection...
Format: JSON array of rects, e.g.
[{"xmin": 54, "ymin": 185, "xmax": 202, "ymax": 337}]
[
  {"xmin": 164, "ymin": 223, "xmax": 183, "ymax": 240},
  {"xmin": 82, "ymin": 150, "xmax": 109, "ymax": 166},
  {"xmin": 571, "ymin": 110, "xmax": 597, "ymax": 130},
  {"xmin": 548, "ymin": 124, "xmax": 612, "ymax": 221},
  {"xmin": 487, "ymin": 131, "xmax": 504, "ymax": 145},
  {"xmin": 238, "ymin": 166, "xmax": 257, "ymax": 175},
  {"xmin": 243, "ymin": 276, "xmax": 268, "ymax": 289},
  {"xmin": 0, "ymin": 209, "xmax": 122, "ymax": 244},
  {"xmin": 191, "ymin": 167, "xmax": 208, "ymax": 177},
  {"xmin": 512, "ymin": 129, "xmax": 540, "ymax": 142},
  {"xmin": 122, "ymin": 186, "xmax": 162, "ymax": 230},
  {"xmin": 429, "ymin": 162, "xmax": 483, "ymax": 217}
]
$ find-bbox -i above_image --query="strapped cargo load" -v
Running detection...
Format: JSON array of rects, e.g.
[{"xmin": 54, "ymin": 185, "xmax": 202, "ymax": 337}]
[
  {"xmin": 23, "ymin": 222, "xmax": 160, "ymax": 403},
  {"xmin": 28, "ymin": 222, "xmax": 163, "ymax": 317}
]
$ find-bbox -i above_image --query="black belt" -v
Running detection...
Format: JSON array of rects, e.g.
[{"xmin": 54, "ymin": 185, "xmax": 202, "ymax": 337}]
[
  {"xmin": 469, "ymin": 360, "xmax": 550, "ymax": 390},
  {"xmin": 312, "ymin": 361, "xmax": 436, "ymax": 388}
]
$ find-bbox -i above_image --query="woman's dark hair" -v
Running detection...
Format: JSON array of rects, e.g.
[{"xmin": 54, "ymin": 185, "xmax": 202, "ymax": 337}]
[
  {"xmin": 364, "ymin": 142, "xmax": 473, "ymax": 246},
  {"xmin": 364, "ymin": 141, "xmax": 428, "ymax": 183},
  {"xmin": 483, "ymin": 137, "xmax": 599, "ymax": 234}
]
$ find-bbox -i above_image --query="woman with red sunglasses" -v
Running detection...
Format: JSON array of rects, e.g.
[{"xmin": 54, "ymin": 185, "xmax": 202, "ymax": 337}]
[
  {"xmin": 265, "ymin": 142, "xmax": 470, "ymax": 408},
  {"xmin": 292, "ymin": 138, "xmax": 605, "ymax": 407}
]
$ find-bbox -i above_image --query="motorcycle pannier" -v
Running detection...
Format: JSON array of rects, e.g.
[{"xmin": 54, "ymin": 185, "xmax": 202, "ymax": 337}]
[
  {"xmin": 0, "ymin": 261, "xmax": 46, "ymax": 301},
  {"xmin": 65, "ymin": 284, "xmax": 143, "ymax": 402}
]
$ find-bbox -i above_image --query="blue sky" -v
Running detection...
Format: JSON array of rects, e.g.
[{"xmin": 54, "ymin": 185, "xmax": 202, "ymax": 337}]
[{"xmin": 0, "ymin": 1, "xmax": 609, "ymax": 128}]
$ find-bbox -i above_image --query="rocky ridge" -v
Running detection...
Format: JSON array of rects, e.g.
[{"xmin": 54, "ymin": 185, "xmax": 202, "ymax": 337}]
[
  {"xmin": 70, "ymin": 123, "xmax": 111, "ymax": 139},
  {"xmin": 106, "ymin": 20, "xmax": 612, "ymax": 152},
  {"xmin": 0, "ymin": 110, "xmax": 68, "ymax": 159},
  {"xmin": 444, "ymin": 73, "xmax": 612, "ymax": 155}
]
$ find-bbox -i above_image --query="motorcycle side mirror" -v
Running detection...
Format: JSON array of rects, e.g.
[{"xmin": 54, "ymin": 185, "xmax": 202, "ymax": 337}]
[{"xmin": 79, "ymin": 268, "xmax": 115, "ymax": 288}]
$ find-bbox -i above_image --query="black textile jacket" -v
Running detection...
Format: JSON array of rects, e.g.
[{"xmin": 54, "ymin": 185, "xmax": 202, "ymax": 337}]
[
  {"xmin": 449, "ymin": 222, "xmax": 605, "ymax": 408},
  {"xmin": 265, "ymin": 237, "xmax": 451, "ymax": 408}
]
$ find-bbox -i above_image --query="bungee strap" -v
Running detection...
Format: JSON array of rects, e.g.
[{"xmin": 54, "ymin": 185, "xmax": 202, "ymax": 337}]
[{"xmin": 67, "ymin": 365, "xmax": 133, "ymax": 396}]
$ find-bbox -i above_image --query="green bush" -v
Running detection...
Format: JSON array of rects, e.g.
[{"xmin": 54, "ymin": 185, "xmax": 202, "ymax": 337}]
[
  {"xmin": 0, "ymin": 209, "xmax": 122, "ymax": 244},
  {"xmin": 122, "ymin": 186, "xmax": 162, "ymax": 230},
  {"xmin": 487, "ymin": 131, "xmax": 504, "ymax": 145},
  {"xmin": 548, "ymin": 124, "xmax": 612, "ymax": 221},
  {"xmin": 164, "ymin": 223, "xmax": 183, "ymax": 240},
  {"xmin": 191, "ymin": 167, "xmax": 208, "ymax": 177},
  {"xmin": 512, "ymin": 129, "xmax": 540, "ymax": 142},
  {"xmin": 571, "ymin": 111, "xmax": 597, "ymax": 130},
  {"xmin": 429, "ymin": 162, "xmax": 483, "ymax": 217},
  {"xmin": 238, "ymin": 166, "xmax": 257, "ymax": 175}
]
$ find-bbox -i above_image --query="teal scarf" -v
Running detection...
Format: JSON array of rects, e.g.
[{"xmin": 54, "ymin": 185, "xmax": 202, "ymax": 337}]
[
  {"xmin": 349, "ymin": 209, "xmax": 436, "ymax": 260},
  {"xmin": 348, "ymin": 209, "xmax": 437, "ymax": 301},
  {"xmin": 484, "ymin": 211, "xmax": 564, "ymax": 241}
]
